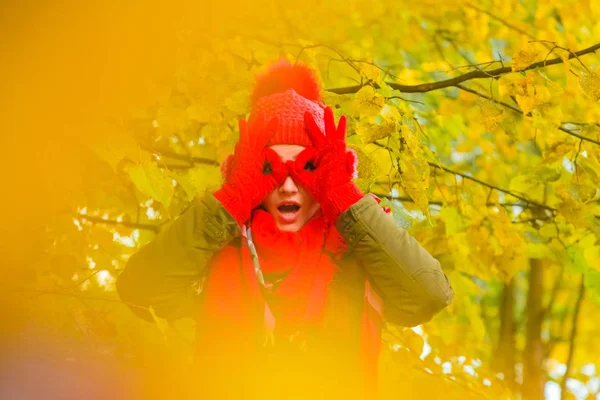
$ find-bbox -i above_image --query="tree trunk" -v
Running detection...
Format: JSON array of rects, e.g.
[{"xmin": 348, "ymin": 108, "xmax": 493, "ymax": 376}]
[
  {"xmin": 559, "ymin": 277, "xmax": 585, "ymax": 400},
  {"xmin": 523, "ymin": 258, "xmax": 544, "ymax": 400},
  {"xmin": 494, "ymin": 278, "xmax": 515, "ymax": 389}
]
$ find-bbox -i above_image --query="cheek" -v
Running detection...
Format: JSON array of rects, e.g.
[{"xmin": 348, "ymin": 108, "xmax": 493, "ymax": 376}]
[
  {"xmin": 262, "ymin": 190, "xmax": 278, "ymax": 211},
  {"xmin": 298, "ymin": 189, "xmax": 319, "ymax": 216}
]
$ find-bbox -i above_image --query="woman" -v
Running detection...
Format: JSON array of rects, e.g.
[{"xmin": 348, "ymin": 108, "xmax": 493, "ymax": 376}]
[{"xmin": 117, "ymin": 59, "xmax": 454, "ymax": 399}]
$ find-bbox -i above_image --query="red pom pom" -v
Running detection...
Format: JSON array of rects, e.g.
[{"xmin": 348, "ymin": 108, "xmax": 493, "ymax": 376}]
[{"xmin": 251, "ymin": 59, "xmax": 321, "ymax": 106}]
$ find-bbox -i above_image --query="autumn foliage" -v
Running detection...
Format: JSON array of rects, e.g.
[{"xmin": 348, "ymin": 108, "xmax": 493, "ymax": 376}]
[{"xmin": 2, "ymin": 0, "xmax": 600, "ymax": 399}]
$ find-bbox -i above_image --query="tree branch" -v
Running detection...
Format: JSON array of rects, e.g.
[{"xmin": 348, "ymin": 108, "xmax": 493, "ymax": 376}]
[
  {"xmin": 138, "ymin": 141, "xmax": 220, "ymax": 167},
  {"xmin": 76, "ymin": 213, "xmax": 161, "ymax": 233},
  {"xmin": 327, "ymin": 43, "xmax": 600, "ymax": 94}
]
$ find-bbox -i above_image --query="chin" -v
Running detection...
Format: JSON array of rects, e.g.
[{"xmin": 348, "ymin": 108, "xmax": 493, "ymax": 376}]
[{"xmin": 277, "ymin": 222, "xmax": 303, "ymax": 233}]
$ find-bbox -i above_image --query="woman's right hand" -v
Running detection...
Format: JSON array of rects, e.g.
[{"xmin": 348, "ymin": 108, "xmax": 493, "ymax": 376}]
[{"xmin": 214, "ymin": 114, "xmax": 287, "ymax": 226}]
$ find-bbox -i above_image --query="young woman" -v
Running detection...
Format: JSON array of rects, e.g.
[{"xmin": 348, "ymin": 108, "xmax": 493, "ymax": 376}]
[{"xmin": 117, "ymin": 59, "xmax": 454, "ymax": 399}]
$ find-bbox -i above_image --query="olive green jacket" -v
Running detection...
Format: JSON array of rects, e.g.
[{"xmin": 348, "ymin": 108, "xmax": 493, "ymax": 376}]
[{"xmin": 117, "ymin": 193, "xmax": 453, "ymax": 327}]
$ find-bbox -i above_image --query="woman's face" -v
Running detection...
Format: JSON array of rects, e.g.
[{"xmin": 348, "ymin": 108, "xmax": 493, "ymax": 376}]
[{"xmin": 262, "ymin": 144, "xmax": 320, "ymax": 232}]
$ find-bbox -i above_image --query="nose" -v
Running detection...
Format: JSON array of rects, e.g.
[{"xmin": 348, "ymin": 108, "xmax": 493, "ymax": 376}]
[{"xmin": 279, "ymin": 175, "xmax": 299, "ymax": 194}]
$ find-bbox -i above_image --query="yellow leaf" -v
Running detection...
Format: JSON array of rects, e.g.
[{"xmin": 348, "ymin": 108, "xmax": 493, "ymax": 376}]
[
  {"xmin": 557, "ymin": 196, "xmax": 587, "ymax": 226},
  {"xmin": 355, "ymin": 120, "xmax": 398, "ymax": 144},
  {"xmin": 380, "ymin": 103, "xmax": 401, "ymax": 121},
  {"xmin": 539, "ymin": 223, "xmax": 557, "ymax": 240},
  {"xmin": 400, "ymin": 158, "xmax": 430, "ymax": 215},
  {"xmin": 508, "ymin": 174, "xmax": 543, "ymax": 198},
  {"xmin": 511, "ymin": 47, "xmax": 540, "ymax": 72},
  {"xmin": 578, "ymin": 153, "xmax": 600, "ymax": 186},
  {"xmin": 498, "ymin": 74, "xmax": 520, "ymax": 98},
  {"xmin": 360, "ymin": 62, "xmax": 381, "ymax": 83},
  {"xmin": 347, "ymin": 144, "xmax": 378, "ymax": 180},
  {"xmin": 499, "ymin": 117, "xmax": 518, "ymax": 140},
  {"xmin": 439, "ymin": 207, "xmax": 466, "ymax": 235},
  {"xmin": 400, "ymin": 129, "xmax": 423, "ymax": 159},
  {"xmin": 533, "ymin": 164, "xmax": 562, "ymax": 183},
  {"xmin": 515, "ymin": 94, "xmax": 535, "ymax": 115},
  {"xmin": 580, "ymin": 71, "xmax": 600, "ymax": 101},
  {"xmin": 355, "ymin": 85, "xmax": 385, "ymax": 117},
  {"xmin": 477, "ymin": 99, "xmax": 504, "ymax": 131},
  {"xmin": 567, "ymin": 182, "xmax": 597, "ymax": 203},
  {"xmin": 532, "ymin": 103, "xmax": 563, "ymax": 131},
  {"xmin": 584, "ymin": 245, "xmax": 600, "ymax": 268}
]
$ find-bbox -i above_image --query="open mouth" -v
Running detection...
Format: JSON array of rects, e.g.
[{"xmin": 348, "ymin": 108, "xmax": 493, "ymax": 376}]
[
  {"xmin": 277, "ymin": 204, "xmax": 300, "ymax": 214},
  {"xmin": 276, "ymin": 202, "xmax": 301, "ymax": 224}
]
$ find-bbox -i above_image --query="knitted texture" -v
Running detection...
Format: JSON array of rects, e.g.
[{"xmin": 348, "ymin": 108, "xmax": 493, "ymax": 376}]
[
  {"xmin": 214, "ymin": 115, "xmax": 288, "ymax": 225},
  {"xmin": 253, "ymin": 89, "xmax": 325, "ymax": 147},
  {"xmin": 290, "ymin": 107, "xmax": 364, "ymax": 222}
]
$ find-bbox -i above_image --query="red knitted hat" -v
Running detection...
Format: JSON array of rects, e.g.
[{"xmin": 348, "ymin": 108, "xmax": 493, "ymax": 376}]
[{"xmin": 249, "ymin": 59, "xmax": 325, "ymax": 147}]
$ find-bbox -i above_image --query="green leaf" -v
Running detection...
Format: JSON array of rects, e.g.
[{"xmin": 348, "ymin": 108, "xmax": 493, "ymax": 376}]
[
  {"xmin": 379, "ymin": 198, "xmax": 414, "ymax": 229},
  {"xmin": 533, "ymin": 164, "xmax": 562, "ymax": 183},
  {"xmin": 508, "ymin": 174, "xmax": 543, "ymax": 198},
  {"xmin": 127, "ymin": 162, "xmax": 175, "ymax": 209},
  {"xmin": 567, "ymin": 237, "xmax": 596, "ymax": 273}
]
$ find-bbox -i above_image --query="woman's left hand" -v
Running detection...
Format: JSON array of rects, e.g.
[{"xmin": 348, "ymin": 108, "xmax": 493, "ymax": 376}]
[{"xmin": 289, "ymin": 107, "xmax": 363, "ymax": 222}]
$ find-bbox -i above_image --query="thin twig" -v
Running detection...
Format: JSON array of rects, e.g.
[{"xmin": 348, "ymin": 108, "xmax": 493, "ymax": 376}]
[{"xmin": 386, "ymin": 96, "xmax": 425, "ymax": 105}]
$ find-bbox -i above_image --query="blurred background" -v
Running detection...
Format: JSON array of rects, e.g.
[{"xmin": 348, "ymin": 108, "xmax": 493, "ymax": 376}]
[{"xmin": 1, "ymin": 0, "xmax": 599, "ymax": 399}]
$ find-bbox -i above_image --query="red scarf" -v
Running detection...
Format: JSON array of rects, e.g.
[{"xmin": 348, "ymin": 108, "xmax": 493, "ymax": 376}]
[{"xmin": 196, "ymin": 209, "xmax": 383, "ymax": 398}]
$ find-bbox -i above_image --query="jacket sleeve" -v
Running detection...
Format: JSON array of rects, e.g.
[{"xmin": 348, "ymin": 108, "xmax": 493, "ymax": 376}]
[
  {"xmin": 336, "ymin": 195, "xmax": 454, "ymax": 327},
  {"xmin": 116, "ymin": 192, "xmax": 240, "ymax": 322}
]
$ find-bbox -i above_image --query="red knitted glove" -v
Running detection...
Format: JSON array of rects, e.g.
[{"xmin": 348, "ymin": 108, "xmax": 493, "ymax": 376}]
[
  {"xmin": 289, "ymin": 107, "xmax": 363, "ymax": 222},
  {"xmin": 214, "ymin": 114, "xmax": 288, "ymax": 225}
]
